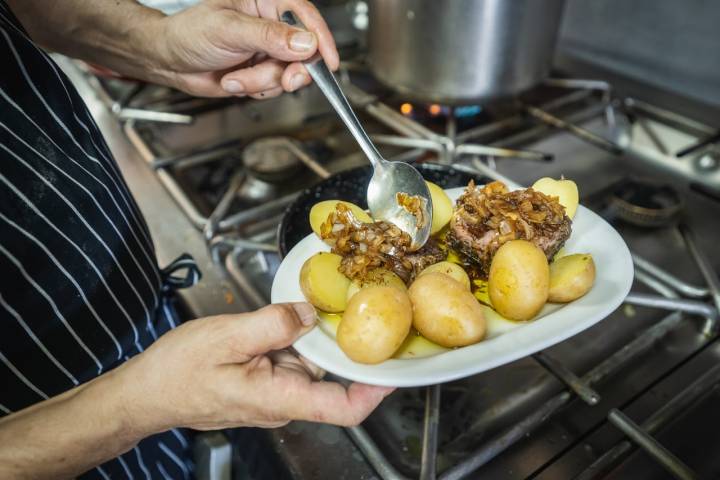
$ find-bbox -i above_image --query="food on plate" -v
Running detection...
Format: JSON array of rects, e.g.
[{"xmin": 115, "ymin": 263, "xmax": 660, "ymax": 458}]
[
  {"xmin": 299, "ymin": 252, "xmax": 350, "ymax": 312},
  {"xmin": 548, "ymin": 253, "xmax": 596, "ymax": 303},
  {"xmin": 309, "ymin": 200, "xmax": 371, "ymax": 238},
  {"xmin": 337, "ymin": 286, "xmax": 413, "ymax": 364},
  {"xmin": 320, "ymin": 202, "xmax": 445, "ymax": 282},
  {"xmin": 532, "ymin": 177, "xmax": 579, "ymax": 219},
  {"xmin": 426, "ymin": 181, "xmax": 453, "ymax": 234},
  {"xmin": 409, "ymin": 273, "xmax": 486, "ymax": 347},
  {"xmin": 396, "ymin": 192, "xmax": 428, "ymax": 228},
  {"xmin": 346, "ymin": 268, "xmax": 406, "ymax": 302},
  {"xmin": 447, "ymin": 180, "xmax": 571, "ymax": 278},
  {"xmin": 418, "ymin": 261, "xmax": 471, "ymax": 290},
  {"xmin": 488, "ymin": 240, "xmax": 550, "ymax": 321},
  {"xmin": 298, "ymin": 177, "xmax": 595, "ymax": 364}
]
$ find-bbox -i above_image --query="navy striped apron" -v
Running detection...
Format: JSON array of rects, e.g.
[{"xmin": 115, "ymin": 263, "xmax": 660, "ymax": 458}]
[{"xmin": 0, "ymin": 2, "xmax": 201, "ymax": 478}]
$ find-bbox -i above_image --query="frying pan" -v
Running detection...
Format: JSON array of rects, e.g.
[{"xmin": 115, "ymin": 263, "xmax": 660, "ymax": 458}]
[{"xmin": 277, "ymin": 162, "xmax": 491, "ymax": 256}]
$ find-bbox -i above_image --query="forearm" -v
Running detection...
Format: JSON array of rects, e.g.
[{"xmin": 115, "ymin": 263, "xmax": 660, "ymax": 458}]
[
  {"xmin": 6, "ymin": 0, "xmax": 169, "ymax": 82},
  {"xmin": 0, "ymin": 364, "xmax": 160, "ymax": 479}
]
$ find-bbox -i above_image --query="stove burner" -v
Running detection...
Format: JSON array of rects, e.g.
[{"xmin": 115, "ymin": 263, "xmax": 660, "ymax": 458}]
[
  {"xmin": 609, "ymin": 178, "xmax": 684, "ymax": 228},
  {"xmin": 242, "ymin": 136, "xmax": 303, "ymax": 183}
]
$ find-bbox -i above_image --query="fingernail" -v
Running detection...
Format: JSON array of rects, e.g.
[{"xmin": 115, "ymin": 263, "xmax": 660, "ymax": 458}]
[
  {"xmin": 290, "ymin": 73, "xmax": 306, "ymax": 91},
  {"xmin": 290, "ymin": 31, "xmax": 315, "ymax": 52},
  {"xmin": 223, "ymin": 79, "xmax": 244, "ymax": 94},
  {"xmin": 293, "ymin": 302, "xmax": 317, "ymax": 326}
]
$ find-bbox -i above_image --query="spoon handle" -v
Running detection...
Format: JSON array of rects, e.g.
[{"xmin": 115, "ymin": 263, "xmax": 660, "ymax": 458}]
[{"xmin": 281, "ymin": 11, "xmax": 385, "ymax": 168}]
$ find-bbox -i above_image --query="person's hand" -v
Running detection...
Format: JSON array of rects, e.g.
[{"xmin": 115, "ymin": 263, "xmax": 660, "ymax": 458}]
[
  {"xmin": 148, "ymin": 0, "xmax": 339, "ymax": 99},
  {"xmin": 115, "ymin": 303, "xmax": 393, "ymax": 432}
]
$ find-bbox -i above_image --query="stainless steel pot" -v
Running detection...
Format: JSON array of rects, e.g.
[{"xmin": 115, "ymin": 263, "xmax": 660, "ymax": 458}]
[{"xmin": 368, "ymin": 0, "xmax": 566, "ymax": 105}]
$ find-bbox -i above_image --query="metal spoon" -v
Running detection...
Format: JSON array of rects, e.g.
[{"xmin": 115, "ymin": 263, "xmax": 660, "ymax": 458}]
[{"xmin": 281, "ymin": 12, "xmax": 432, "ymax": 251}]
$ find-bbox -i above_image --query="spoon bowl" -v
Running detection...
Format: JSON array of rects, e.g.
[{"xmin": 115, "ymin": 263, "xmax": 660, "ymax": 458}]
[{"xmin": 368, "ymin": 161, "xmax": 432, "ymax": 250}]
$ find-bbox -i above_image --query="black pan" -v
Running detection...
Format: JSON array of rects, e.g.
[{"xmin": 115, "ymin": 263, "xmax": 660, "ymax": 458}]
[{"xmin": 278, "ymin": 162, "xmax": 491, "ymax": 256}]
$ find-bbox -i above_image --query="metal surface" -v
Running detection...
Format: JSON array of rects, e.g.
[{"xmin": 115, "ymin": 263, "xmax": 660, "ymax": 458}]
[
  {"xmin": 632, "ymin": 253, "xmax": 709, "ymax": 299},
  {"xmin": 624, "ymin": 293, "xmax": 718, "ymax": 323},
  {"xmin": 680, "ymin": 224, "xmax": 720, "ymax": 336},
  {"xmin": 346, "ymin": 425, "xmax": 410, "ymax": 480},
  {"xmin": 193, "ymin": 432, "xmax": 232, "ymax": 480},
  {"xmin": 367, "ymin": 0, "xmax": 566, "ymax": 104},
  {"xmin": 533, "ymin": 352, "xmax": 600, "ymax": 405},
  {"xmin": 283, "ymin": 10, "xmax": 431, "ymax": 250},
  {"xmin": 607, "ymin": 409, "xmax": 698, "ymax": 480},
  {"xmin": 419, "ymin": 386, "xmax": 441, "ymax": 480},
  {"xmin": 525, "ymin": 104, "xmax": 623, "ymax": 154},
  {"xmin": 576, "ymin": 363, "xmax": 720, "ymax": 480}
]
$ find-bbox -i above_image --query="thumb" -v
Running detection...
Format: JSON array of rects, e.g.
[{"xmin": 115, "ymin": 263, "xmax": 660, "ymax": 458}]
[
  {"xmin": 231, "ymin": 14, "xmax": 318, "ymax": 62},
  {"xmin": 223, "ymin": 303, "xmax": 317, "ymax": 361}
]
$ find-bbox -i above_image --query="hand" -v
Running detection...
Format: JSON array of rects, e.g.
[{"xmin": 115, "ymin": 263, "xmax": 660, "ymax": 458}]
[
  {"xmin": 149, "ymin": 0, "xmax": 339, "ymax": 99},
  {"xmin": 116, "ymin": 303, "xmax": 393, "ymax": 432}
]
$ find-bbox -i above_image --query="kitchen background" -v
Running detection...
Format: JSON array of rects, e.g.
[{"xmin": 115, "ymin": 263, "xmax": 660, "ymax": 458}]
[{"xmin": 61, "ymin": 0, "xmax": 720, "ymax": 479}]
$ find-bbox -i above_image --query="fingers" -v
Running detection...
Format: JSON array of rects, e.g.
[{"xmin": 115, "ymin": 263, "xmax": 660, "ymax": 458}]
[
  {"xmin": 269, "ymin": 350, "xmax": 325, "ymax": 380},
  {"xmin": 249, "ymin": 87, "xmax": 284, "ymax": 100},
  {"xmin": 224, "ymin": 13, "xmax": 319, "ymax": 63},
  {"xmin": 268, "ymin": 350, "xmax": 320, "ymax": 379},
  {"xmin": 281, "ymin": 62, "xmax": 312, "ymax": 92},
  {"xmin": 279, "ymin": 379, "xmax": 395, "ymax": 427},
  {"xmin": 218, "ymin": 0, "xmax": 339, "ymax": 70},
  {"xmin": 221, "ymin": 58, "xmax": 285, "ymax": 95},
  {"xmin": 221, "ymin": 61, "xmax": 310, "ymax": 96},
  {"xmin": 297, "ymin": 355, "xmax": 325, "ymax": 380},
  {"xmin": 221, "ymin": 303, "xmax": 317, "ymax": 361},
  {"xmin": 272, "ymin": 0, "xmax": 340, "ymax": 70}
]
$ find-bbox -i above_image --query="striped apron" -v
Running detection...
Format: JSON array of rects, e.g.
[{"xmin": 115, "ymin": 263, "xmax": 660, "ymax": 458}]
[{"xmin": 0, "ymin": 2, "xmax": 201, "ymax": 478}]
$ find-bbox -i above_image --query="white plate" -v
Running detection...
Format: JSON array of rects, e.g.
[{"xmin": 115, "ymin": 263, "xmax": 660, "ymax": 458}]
[{"xmin": 271, "ymin": 187, "xmax": 634, "ymax": 387}]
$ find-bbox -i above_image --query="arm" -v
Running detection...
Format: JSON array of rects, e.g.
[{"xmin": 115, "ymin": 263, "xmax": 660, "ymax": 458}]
[
  {"xmin": 0, "ymin": 368, "xmax": 153, "ymax": 479},
  {"xmin": 6, "ymin": 0, "xmax": 340, "ymax": 98},
  {"xmin": 0, "ymin": 304, "xmax": 392, "ymax": 479}
]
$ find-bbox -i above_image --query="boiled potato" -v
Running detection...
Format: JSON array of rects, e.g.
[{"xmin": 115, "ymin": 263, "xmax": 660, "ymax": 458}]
[
  {"xmin": 426, "ymin": 181, "xmax": 453, "ymax": 234},
  {"xmin": 299, "ymin": 252, "xmax": 350, "ymax": 312},
  {"xmin": 337, "ymin": 286, "xmax": 413, "ymax": 364},
  {"xmin": 346, "ymin": 268, "xmax": 406, "ymax": 303},
  {"xmin": 548, "ymin": 254, "xmax": 596, "ymax": 303},
  {"xmin": 309, "ymin": 200, "xmax": 372, "ymax": 238},
  {"xmin": 418, "ymin": 261, "xmax": 471, "ymax": 290},
  {"xmin": 409, "ymin": 273, "xmax": 486, "ymax": 347},
  {"xmin": 488, "ymin": 240, "xmax": 549, "ymax": 321},
  {"xmin": 532, "ymin": 177, "xmax": 579, "ymax": 219}
]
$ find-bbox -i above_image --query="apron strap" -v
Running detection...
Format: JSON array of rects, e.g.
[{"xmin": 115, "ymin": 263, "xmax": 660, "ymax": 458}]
[{"xmin": 160, "ymin": 253, "xmax": 202, "ymax": 293}]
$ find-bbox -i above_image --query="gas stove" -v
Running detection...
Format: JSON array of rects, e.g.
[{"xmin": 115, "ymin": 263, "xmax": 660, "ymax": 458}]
[{"xmin": 79, "ymin": 56, "xmax": 720, "ymax": 479}]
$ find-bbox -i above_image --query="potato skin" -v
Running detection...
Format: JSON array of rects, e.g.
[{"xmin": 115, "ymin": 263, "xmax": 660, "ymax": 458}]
[
  {"xmin": 532, "ymin": 177, "xmax": 579, "ymax": 219},
  {"xmin": 299, "ymin": 252, "xmax": 350, "ymax": 312},
  {"xmin": 418, "ymin": 261, "xmax": 471, "ymax": 290},
  {"xmin": 346, "ymin": 268, "xmax": 406, "ymax": 303},
  {"xmin": 337, "ymin": 286, "xmax": 413, "ymax": 364},
  {"xmin": 426, "ymin": 181, "xmax": 453, "ymax": 234},
  {"xmin": 409, "ymin": 273, "xmax": 486, "ymax": 347},
  {"xmin": 309, "ymin": 200, "xmax": 372, "ymax": 238},
  {"xmin": 488, "ymin": 240, "xmax": 549, "ymax": 321},
  {"xmin": 548, "ymin": 254, "xmax": 596, "ymax": 303}
]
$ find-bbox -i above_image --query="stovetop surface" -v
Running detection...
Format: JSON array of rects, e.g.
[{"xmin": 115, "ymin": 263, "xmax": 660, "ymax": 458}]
[{"xmin": 103, "ymin": 61, "xmax": 720, "ymax": 479}]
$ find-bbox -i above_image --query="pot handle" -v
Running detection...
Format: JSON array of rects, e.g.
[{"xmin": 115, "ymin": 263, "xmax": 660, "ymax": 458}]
[{"xmin": 280, "ymin": 11, "xmax": 385, "ymax": 168}]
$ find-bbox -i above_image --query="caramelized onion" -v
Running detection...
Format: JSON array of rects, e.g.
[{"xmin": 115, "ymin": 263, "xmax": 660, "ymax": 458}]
[{"xmin": 320, "ymin": 203, "xmax": 413, "ymax": 280}]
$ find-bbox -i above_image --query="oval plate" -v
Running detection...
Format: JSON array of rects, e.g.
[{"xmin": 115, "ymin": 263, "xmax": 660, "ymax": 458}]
[{"xmin": 271, "ymin": 187, "xmax": 634, "ymax": 387}]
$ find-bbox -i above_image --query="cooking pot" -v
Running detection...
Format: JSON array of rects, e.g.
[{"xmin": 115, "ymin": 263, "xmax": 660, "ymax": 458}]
[
  {"xmin": 368, "ymin": 0, "xmax": 566, "ymax": 105},
  {"xmin": 278, "ymin": 162, "xmax": 490, "ymax": 256}
]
